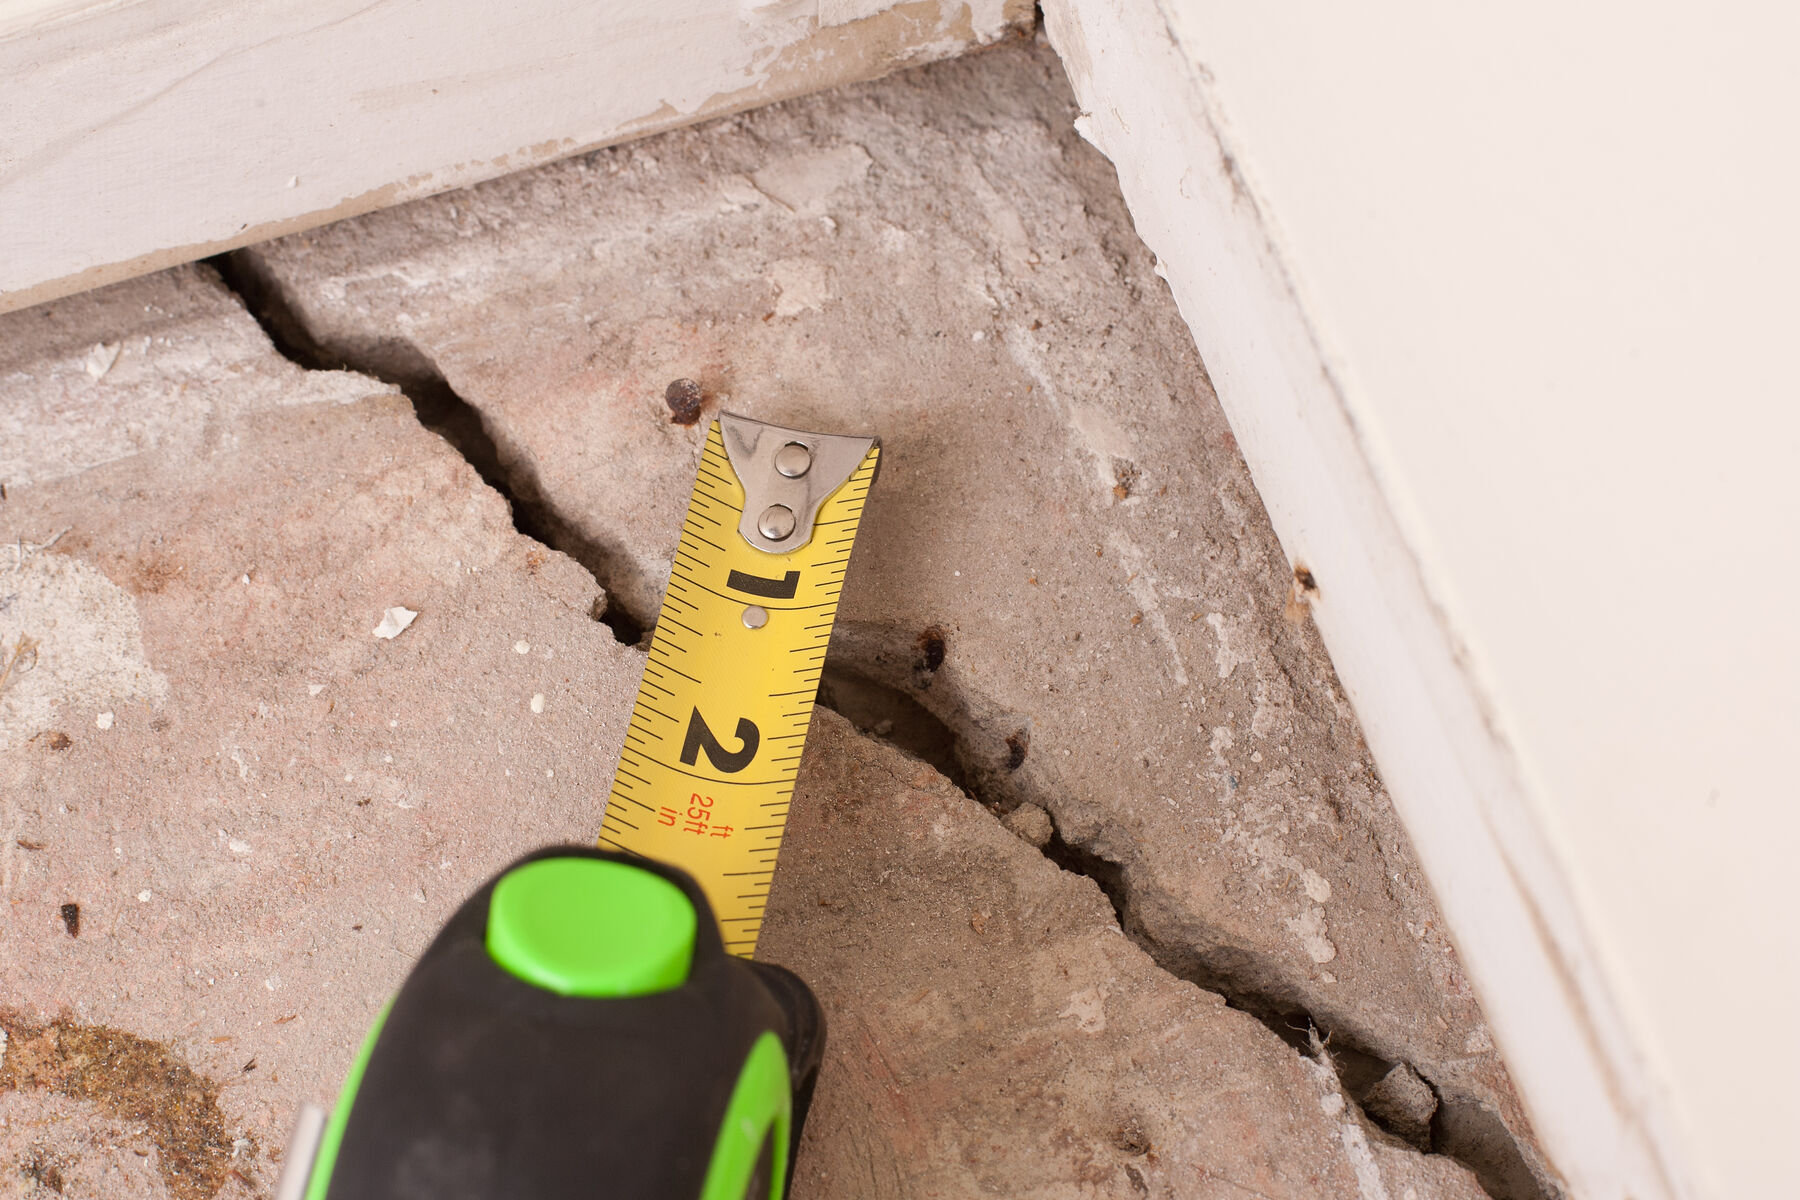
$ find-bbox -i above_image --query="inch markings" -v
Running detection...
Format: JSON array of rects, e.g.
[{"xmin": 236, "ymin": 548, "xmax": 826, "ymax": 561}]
[{"xmin": 599, "ymin": 420, "xmax": 878, "ymax": 958}]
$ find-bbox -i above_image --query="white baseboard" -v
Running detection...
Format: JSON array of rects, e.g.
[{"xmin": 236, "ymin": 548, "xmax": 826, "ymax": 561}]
[
  {"xmin": 0, "ymin": 0, "xmax": 1029, "ymax": 313},
  {"xmin": 1038, "ymin": 3, "xmax": 1696, "ymax": 1197}
]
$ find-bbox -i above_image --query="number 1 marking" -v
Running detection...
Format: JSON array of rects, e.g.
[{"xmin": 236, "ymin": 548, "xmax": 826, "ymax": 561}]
[{"xmin": 726, "ymin": 569, "xmax": 801, "ymax": 599}]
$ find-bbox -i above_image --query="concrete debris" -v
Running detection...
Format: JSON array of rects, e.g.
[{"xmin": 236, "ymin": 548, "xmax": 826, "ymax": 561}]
[
  {"xmin": 372, "ymin": 606, "xmax": 418, "ymax": 640},
  {"xmin": 1001, "ymin": 800, "xmax": 1054, "ymax": 847},
  {"xmin": 82, "ymin": 341, "xmax": 121, "ymax": 380},
  {"xmin": 1364, "ymin": 1062, "xmax": 1439, "ymax": 1153}
]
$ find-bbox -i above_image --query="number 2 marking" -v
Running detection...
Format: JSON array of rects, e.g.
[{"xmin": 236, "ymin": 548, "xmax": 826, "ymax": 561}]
[{"xmin": 680, "ymin": 708, "xmax": 761, "ymax": 773}]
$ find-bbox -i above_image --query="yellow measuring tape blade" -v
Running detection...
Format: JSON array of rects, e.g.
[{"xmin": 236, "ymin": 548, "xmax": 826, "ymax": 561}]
[{"xmin": 600, "ymin": 416, "xmax": 879, "ymax": 957}]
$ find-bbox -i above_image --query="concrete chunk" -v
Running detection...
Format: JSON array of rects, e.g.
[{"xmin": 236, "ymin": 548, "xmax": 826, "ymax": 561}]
[
  {"xmin": 768, "ymin": 711, "xmax": 1491, "ymax": 1199},
  {"xmin": 1364, "ymin": 1062, "xmax": 1439, "ymax": 1153}
]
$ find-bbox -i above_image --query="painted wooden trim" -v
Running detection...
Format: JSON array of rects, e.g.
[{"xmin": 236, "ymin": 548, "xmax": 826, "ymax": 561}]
[
  {"xmin": 1037, "ymin": 2, "xmax": 1695, "ymax": 1197},
  {"xmin": 0, "ymin": 0, "xmax": 1031, "ymax": 313}
]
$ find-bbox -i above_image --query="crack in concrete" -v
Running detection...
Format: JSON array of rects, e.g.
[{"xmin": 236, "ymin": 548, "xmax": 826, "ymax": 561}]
[
  {"xmin": 206, "ymin": 252, "xmax": 647, "ymax": 646},
  {"xmin": 818, "ymin": 647, "xmax": 1550, "ymax": 1200},
  {"xmin": 209, "ymin": 250, "xmax": 1543, "ymax": 1200}
]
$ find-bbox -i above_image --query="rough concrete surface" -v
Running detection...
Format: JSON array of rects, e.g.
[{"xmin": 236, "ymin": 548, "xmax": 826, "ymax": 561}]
[
  {"xmin": 0, "ymin": 35, "xmax": 1557, "ymax": 1200},
  {"xmin": 766, "ymin": 711, "xmax": 1487, "ymax": 1200},
  {"xmin": 1, "ymin": 266, "xmax": 641, "ymax": 1197},
  {"xmin": 237, "ymin": 35, "xmax": 1555, "ymax": 1198}
]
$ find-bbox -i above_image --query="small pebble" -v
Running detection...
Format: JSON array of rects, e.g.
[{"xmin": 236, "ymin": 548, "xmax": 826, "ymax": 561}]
[
  {"xmin": 373, "ymin": 606, "xmax": 418, "ymax": 640},
  {"xmin": 664, "ymin": 378, "xmax": 704, "ymax": 425},
  {"xmin": 83, "ymin": 342, "xmax": 121, "ymax": 380},
  {"xmin": 1362, "ymin": 1062, "xmax": 1437, "ymax": 1151},
  {"xmin": 514, "ymin": 640, "xmax": 531, "ymax": 655},
  {"xmin": 95, "ymin": 712, "xmax": 114, "ymax": 730},
  {"xmin": 530, "ymin": 693, "xmax": 546, "ymax": 714},
  {"xmin": 137, "ymin": 890, "xmax": 152, "ymax": 902},
  {"xmin": 1002, "ymin": 803, "xmax": 1055, "ymax": 849}
]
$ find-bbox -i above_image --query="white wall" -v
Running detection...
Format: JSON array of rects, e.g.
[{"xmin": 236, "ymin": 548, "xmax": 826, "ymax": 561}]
[{"xmin": 1043, "ymin": 2, "xmax": 1799, "ymax": 1198}]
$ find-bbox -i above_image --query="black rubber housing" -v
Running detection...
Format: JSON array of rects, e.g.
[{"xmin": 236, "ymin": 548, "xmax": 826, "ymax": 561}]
[{"xmin": 320, "ymin": 845, "xmax": 825, "ymax": 1200}]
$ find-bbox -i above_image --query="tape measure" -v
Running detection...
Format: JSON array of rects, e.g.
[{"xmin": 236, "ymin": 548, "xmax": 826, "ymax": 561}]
[
  {"xmin": 599, "ymin": 414, "xmax": 880, "ymax": 956},
  {"xmin": 277, "ymin": 413, "xmax": 878, "ymax": 1200}
]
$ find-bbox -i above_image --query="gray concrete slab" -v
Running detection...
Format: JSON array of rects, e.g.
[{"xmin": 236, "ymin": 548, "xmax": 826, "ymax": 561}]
[
  {"xmin": 0, "ymin": 37, "xmax": 1557, "ymax": 1200},
  {"xmin": 241, "ymin": 38, "xmax": 1552, "ymax": 1196}
]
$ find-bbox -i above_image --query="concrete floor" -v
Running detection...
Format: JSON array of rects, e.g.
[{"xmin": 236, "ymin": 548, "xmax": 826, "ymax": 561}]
[{"xmin": 1, "ymin": 36, "xmax": 1558, "ymax": 1200}]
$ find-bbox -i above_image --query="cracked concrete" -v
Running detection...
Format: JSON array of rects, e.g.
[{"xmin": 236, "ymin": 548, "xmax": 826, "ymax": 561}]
[
  {"xmin": 3, "ymin": 263, "xmax": 1495, "ymax": 1199},
  {"xmin": 233, "ymin": 36, "xmax": 1554, "ymax": 1198},
  {"xmin": 0, "ymin": 34, "xmax": 1559, "ymax": 1200},
  {"xmin": 2, "ymin": 266, "xmax": 639, "ymax": 1197},
  {"xmin": 765, "ymin": 710, "xmax": 1489, "ymax": 1200}
]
